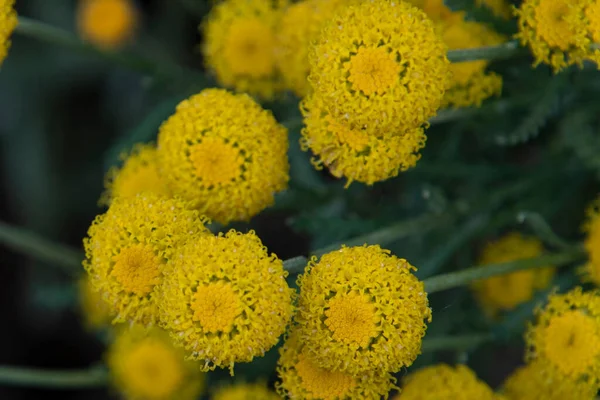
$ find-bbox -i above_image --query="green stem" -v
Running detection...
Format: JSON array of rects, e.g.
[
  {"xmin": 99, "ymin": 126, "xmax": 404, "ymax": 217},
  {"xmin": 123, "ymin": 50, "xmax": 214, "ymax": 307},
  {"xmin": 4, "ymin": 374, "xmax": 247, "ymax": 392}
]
[
  {"xmin": 421, "ymin": 333, "xmax": 493, "ymax": 353},
  {"xmin": 0, "ymin": 220, "xmax": 83, "ymax": 277},
  {"xmin": 0, "ymin": 366, "xmax": 107, "ymax": 388},
  {"xmin": 447, "ymin": 40, "xmax": 525, "ymax": 63},
  {"xmin": 423, "ymin": 248, "xmax": 585, "ymax": 294}
]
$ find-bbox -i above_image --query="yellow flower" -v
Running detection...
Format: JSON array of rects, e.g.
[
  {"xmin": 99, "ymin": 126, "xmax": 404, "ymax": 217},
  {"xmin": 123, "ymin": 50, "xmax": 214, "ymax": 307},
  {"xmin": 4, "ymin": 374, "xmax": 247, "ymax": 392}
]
[
  {"xmin": 212, "ymin": 382, "xmax": 279, "ymax": 400},
  {"xmin": 83, "ymin": 193, "xmax": 209, "ymax": 325},
  {"xmin": 295, "ymin": 245, "xmax": 431, "ymax": 376},
  {"xmin": 157, "ymin": 89, "xmax": 289, "ymax": 225},
  {"xmin": 158, "ymin": 230, "xmax": 294, "ymax": 374},
  {"xmin": 0, "ymin": 0, "xmax": 17, "ymax": 66},
  {"xmin": 77, "ymin": 0, "xmax": 137, "ymax": 49},
  {"xmin": 300, "ymin": 94, "xmax": 426, "ymax": 186},
  {"xmin": 406, "ymin": 0, "xmax": 464, "ymax": 24},
  {"xmin": 584, "ymin": 197, "xmax": 600, "ymax": 285},
  {"xmin": 307, "ymin": 0, "xmax": 449, "ymax": 134},
  {"xmin": 202, "ymin": 0, "xmax": 287, "ymax": 99},
  {"xmin": 275, "ymin": 0, "xmax": 353, "ymax": 97},
  {"xmin": 107, "ymin": 325, "xmax": 205, "ymax": 400},
  {"xmin": 525, "ymin": 287, "xmax": 600, "ymax": 385},
  {"xmin": 472, "ymin": 232, "xmax": 555, "ymax": 317},
  {"xmin": 78, "ymin": 277, "xmax": 113, "ymax": 329},
  {"xmin": 394, "ymin": 364, "xmax": 501, "ymax": 400},
  {"xmin": 502, "ymin": 360, "xmax": 597, "ymax": 400},
  {"xmin": 441, "ymin": 18, "xmax": 506, "ymax": 108},
  {"xmin": 276, "ymin": 330, "xmax": 396, "ymax": 400},
  {"xmin": 514, "ymin": 0, "xmax": 597, "ymax": 72},
  {"xmin": 101, "ymin": 143, "xmax": 170, "ymax": 206},
  {"xmin": 476, "ymin": 0, "xmax": 512, "ymax": 19}
]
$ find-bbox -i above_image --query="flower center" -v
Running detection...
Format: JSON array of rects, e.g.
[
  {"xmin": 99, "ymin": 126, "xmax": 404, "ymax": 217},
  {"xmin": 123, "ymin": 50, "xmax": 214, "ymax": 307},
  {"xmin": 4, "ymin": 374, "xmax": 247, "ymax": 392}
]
[
  {"xmin": 535, "ymin": 0, "xmax": 577, "ymax": 50},
  {"xmin": 223, "ymin": 18, "xmax": 276, "ymax": 78},
  {"xmin": 189, "ymin": 137, "xmax": 244, "ymax": 186},
  {"xmin": 586, "ymin": 1, "xmax": 600, "ymax": 43},
  {"xmin": 347, "ymin": 47, "xmax": 401, "ymax": 96},
  {"xmin": 123, "ymin": 339, "xmax": 184, "ymax": 399},
  {"xmin": 544, "ymin": 310, "xmax": 600, "ymax": 376},
  {"xmin": 191, "ymin": 282, "xmax": 242, "ymax": 333},
  {"xmin": 324, "ymin": 292, "xmax": 377, "ymax": 347},
  {"xmin": 443, "ymin": 24, "xmax": 488, "ymax": 86},
  {"xmin": 111, "ymin": 245, "xmax": 161, "ymax": 296},
  {"xmin": 295, "ymin": 353, "xmax": 355, "ymax": 399}
]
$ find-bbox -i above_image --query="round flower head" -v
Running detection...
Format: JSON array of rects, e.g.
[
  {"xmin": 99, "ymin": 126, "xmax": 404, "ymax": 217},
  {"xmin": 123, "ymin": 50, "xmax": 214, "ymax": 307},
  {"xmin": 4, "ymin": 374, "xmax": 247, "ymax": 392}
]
[
  {"xmin": 212, "ymin": 382, "xmax": 279, "ymax": 400},
  {"xmin": 202, "ymin": 0, "xmax": 287, "ymax": 99},
  {"xmin": 107, "ymin": 325, "xmax": 205, "ymax": 400},
  {"xmin": 441, "ymin": 19, "xmax": 506, "ymax": 108},
  {"xmin": 502, "ymin": 360, "xmax": 597, "ymax": 400},
  {"xmin": 300, "ymin": 94, "xmax": 426, "ymax": 186},
  {"xmin": 157, "ymin": 89, "xmax": 289, "ymax": 225},
  {"xmin": 525, "ymin": 287, "xmax": 600, "ymax": 385},
  {"xmin": 276, "ymin": 330, "xmax": 396, "ymax": 400},
  {"xmin": 101, "ymin": 143, "xmax": 170, "ymax": 206},
  {"xmin": 0, "ymin": 0, "xmax": 17, "ymax": 66},
  {"xmin": 394, "ymin": 364, "xmax": 501, "ymax": 400},
  {"xmin": 472, "ymin": 232, "xmax": 555, "ymax": 317},
  {"xmin": 476, "ymin": 0, "xmax": 512, "ymax": 19},
  {"xmin": 514, "ymin": 0, "xmax": 598, "ymax": 72},
  {"xmin": 583, "ymin": 198, "xmax": 600, "ymax": 285},
  {"xmin": 295, "ymin": 245, "xmax": 431, "ymax": 375},
  {"xmin": 307, "ymin": 0, "xmax": 450, "ymax": 134},
  {"xmin": 83, "ymin": 193, "xmax": 210, "ymax": 325},
  {"xmin": 77, "ymin": 0, "xmax": 138, "ymax": 49},
  {"xmin": 78, "ymin": 277, "xmax": 113, "ymax": 330},
  {"xmin": 158, "ymin": 230, "xmax": 294, "ymax": 374}
]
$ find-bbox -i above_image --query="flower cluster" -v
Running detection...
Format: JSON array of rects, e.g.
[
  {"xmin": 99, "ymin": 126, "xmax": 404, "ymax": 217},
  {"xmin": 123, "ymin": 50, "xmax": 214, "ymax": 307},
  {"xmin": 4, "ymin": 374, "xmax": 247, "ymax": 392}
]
[
  {"xmin": 472, "ymin": 232, "xmax": 555, "ymax": 317},
  {"xmin": 0, "ymin": 0, "xmax": 17, "ymax": 66},
  {"xmin": 77, "ymin": 0, "xmax": 137, "ymax": 49}
]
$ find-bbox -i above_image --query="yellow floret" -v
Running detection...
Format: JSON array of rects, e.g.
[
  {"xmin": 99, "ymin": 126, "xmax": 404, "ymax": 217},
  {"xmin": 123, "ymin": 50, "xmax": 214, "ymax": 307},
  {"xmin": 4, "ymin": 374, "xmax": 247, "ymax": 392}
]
[
  {"xmin": 583, "ymin": 197, "xmax": 600, "ymax": 285},
  {"xmin": 78, "ymin": 277, "xmax": 113, "ymax": 329},
  {"xmin": 276, "ymin": 330, "xmax": 396, "ymax": 400},
  {"xmin": 307, "ymin": 0, "xmax": 450, "ymax": 134},
  {"xmin": 472, "ymin": 232, "xmax": 555, "ymax": 317},
  {"xmin": 502, "ymin": 360, "xmax": 597, "ymax": 400},
  {"xmin": 157, "ymin": 89, "xmax": 289, "ymax": 225},
  {"xmin": 394, "ymin": 364, "xmax": 501, "ymax": 400},
  {"xmin": 101, "ymin": 143, "xmax": 170, "ymax": 206},
  {"xmin": 213, "ymin": 382, "xmax": 280, "ymax": 400},
  {"xmin": 0, "ymin": 0, "xmax": 17, "ymax": 66},
  {"xmin": 107, "ymin": 325, "xmax": 205, "ymax": 400},
  {"xmin": 83, "ymin": 193, "xmax": 210, "ymax": 325},
  {"xmin": 202, "ymin": 0, "xmax": 287, "ymax": 99},
  {"xmin": 300, "ymin": 94, "xmax": 426, "ymax": 186},
  {"xmin": 295, "ymin": 245, "xmax": 431, "ymax": 376},
  {"xmin": 77, "ymin": 0, "xmax": 137, "ymax": 49},
  {"xmin": 157, "ymin": 230, "xmax": 294, "ymax": 374},
  {"xmin": 525, "ymin": 287, "xmax": 600, "ymax": 386}
]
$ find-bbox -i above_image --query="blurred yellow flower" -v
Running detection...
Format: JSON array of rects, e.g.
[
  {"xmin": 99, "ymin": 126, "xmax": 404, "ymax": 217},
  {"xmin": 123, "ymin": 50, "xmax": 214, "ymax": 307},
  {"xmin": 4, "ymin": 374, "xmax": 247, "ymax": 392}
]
[
  {"xmin": 158, "ymin": 230, "xmax": 294, "ymax": 374},
  {"xmin": 0, "ymin": 0, "xmax": 17, "ymax": 66},
  {"xmin": 78, "ymin": 277, "xmax": 112, "ymax": 329},
  {"xmin": 77, "ymin": 0, "xmax": 137, "ymax": 49},
  {"xmin": 107, "ymin": 325, "xmax": 205, "ymax": 400},
  {"xmin": 212, "ymin": 382, "xmax": 279, "ymax": 400},
  {"xmin": 477, "ymin": 0, "xmax": 512, "ymax": 19},
  {"xmin": 472, "ymin": 232, "xmax": 555, "ymax": 317},
  {"xmin": 407, "ymin": 0, "xmax": 463, "ymax": 23},
  {"xmin": 83, "ymin": 193, "xmax": 209, "ymax": 325},
  {"xmin": 295, "ymin": 245, "xmax": 431, "ymax": 376},
  {"xmin": 157, "ymin": 89, "xmax": 289, "ymax": 225}
]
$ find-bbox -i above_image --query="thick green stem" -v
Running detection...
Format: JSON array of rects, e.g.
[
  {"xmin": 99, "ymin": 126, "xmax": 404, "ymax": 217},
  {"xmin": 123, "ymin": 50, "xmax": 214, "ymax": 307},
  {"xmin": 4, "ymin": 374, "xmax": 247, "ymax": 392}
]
[
  {"xmin": 447, "ymin": 40, "xmax": 524, "ymax": 63},
  {"xmin": 421, "ymin": 333, "xmax": 493, "ymax": 353},
  {"xmin": 0, "ymin": 366, "xmax": 107, "ymax": 388},
  {"xmin": 423, "ymin": 249, "xmax": 585, "ymax": 294}
]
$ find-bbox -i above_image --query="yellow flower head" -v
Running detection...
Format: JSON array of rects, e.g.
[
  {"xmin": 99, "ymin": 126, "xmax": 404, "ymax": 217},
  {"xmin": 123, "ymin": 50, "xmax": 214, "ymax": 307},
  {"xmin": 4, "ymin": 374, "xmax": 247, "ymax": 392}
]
[
  {"xmin": 78, "ymin": 277, "xmax": 113, "ymax": 329},
  {"xmin": 441, "ymin": 19, "xmax": 506, "ymax": 108},
  {"xmin": 158, "ymin": 230, "xmax": 294, "ymax": 374},
  {"xmin": 276, "ymin": 330, "xmax": 396, "ymax": 400},
  {"xmin": 307, "ymin": 0, "xmax": 450, "ymax": 134},
  {"xmin": 476, "ymin": 0, "xmax": 512, "ymax": 19},
  {"xmin": 157, "ymin": 89, "xmax": 289, "ymax": 225},
  {"xmin": 300, "ymin": 94, "xmax": 426, "ymax": 186},
  {"xmin": 0, "ymin": 0, "xmax": 17, "ymax": 66},
  {"xmin": 202, "ymin": 0, "xmax": 287, "ymax": 99},
  {"xmin": 395, "ymin": 364, "xmax": 500, "ymax": 400},
  {"xmin": 502, "ymin": 360, "xmax": 597, "ymax": 400},
  {"xmin": 101, "ymin": 143, "xmax": 170, "ymax": 206},
  {"xmin": 525, "ymin": 287, "xmax": 600, "ymax": 384},
  {"xmin": 472, "ymin": 232, "xmax": 555, "ymax": 317},
  {"xmin": 212, "ymin": 382, "xmax": 279, "ymax": 400},
  {"xmin": 583, "ymin": 198, "xmax": 600, "ymax": 285},
  {"xmin": 83, "ymin": 193, "xmax": 209, "ymax": 325},
  {"xmin": 107, "ymin": 325, "xmax": 205, "ymax": 400},
  {"xmin": 275, "ymin": 0, "xmax": 354, "ymax": 97},
  {"xmin": 514, "ymin": 0, "xmax": 598, "ymax": 72},
  {"xmin": 77, "ymin": 0, "xmax": 138, "ymax": 49},
  {"xmin": 295, "ymin": 245, "xmax": 431, "ymax": 376}
]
